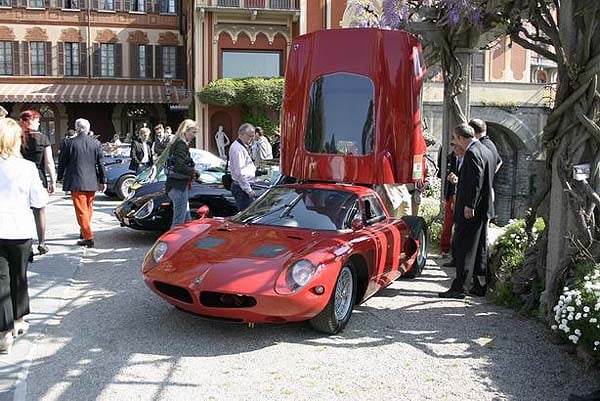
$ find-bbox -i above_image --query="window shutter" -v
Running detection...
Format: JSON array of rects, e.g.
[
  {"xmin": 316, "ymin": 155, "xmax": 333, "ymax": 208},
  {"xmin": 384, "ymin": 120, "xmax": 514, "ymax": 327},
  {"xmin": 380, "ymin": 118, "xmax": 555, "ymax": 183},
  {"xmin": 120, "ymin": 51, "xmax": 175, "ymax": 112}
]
[
  {"xmin": 93, "ymin": 43, "xmax": 100, "ymax": 77},
  {"xmin": 115, "ymin": 0, "xmax": 121, "ymax": 10},
  {"xmin": 115, "ymin": 43, "xmax": 122, "ymax": 77},
  {"xmin": 45, "ymin": 41, "xmax": 52, "ymax": 76},
  {"xmin": 11, "ymin": 0, "xmax": 19, "ymax": 6},
  {"xmin": 79, "ymin": 42, "xmax": 88, "ymax": 76},
  {"xmin": 21, "ymin": 41, "xmax": 30, "ymax": 76},
  {"xmin": 471, "ymin": 52, "xmax": 485, "ymax": 82},
  {"xmin": 12, "ymin": 41, "xmax": 20, "ymax": 76},
  {"xmin": 146, "ymin": 44, "xmax": 153, "ymax": 78},
  {"xmin": 145, "ymin": 0, "xmax": 151, "ymax": 12},
  {"xmin": 91, "ymin": 0, "xmax": 98, "ymax": 9},
  {"xmin": 176, "ymin": 45, "xmax": 184, "ymax": 80},
  {"xmin": 44, "ymin": 0, "xmax": 50, "ymax": 8},
  {"xmin": 174, "ymin": 0, "xmax": 179, "ymax": 13},
  {"xmin": 155, "ymin": 45, "xmax": 163, "ymax": 78},
  {"xmin": 130, "ymin": 44, "xmax": 137, "ymax": 78},
  {"xmin": 57, "ymin": 42, "xmax": 64, "ymax": 75},
  {"xmin": 124, "ymin": 0, "xmax": 130, "ymax": 10}
]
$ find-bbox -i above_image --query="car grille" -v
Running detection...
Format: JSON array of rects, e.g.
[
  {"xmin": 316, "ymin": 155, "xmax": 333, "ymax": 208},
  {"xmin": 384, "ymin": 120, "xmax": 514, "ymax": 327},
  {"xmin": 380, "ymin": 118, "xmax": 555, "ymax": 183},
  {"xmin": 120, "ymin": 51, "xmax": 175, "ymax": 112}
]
[
  {"xmin": 200, "ymin": 291, "xmax": 257, "ymax": 308},
  {"xmin": 154, "ymin": 281, "xmax": 193, "ymax": 304}
]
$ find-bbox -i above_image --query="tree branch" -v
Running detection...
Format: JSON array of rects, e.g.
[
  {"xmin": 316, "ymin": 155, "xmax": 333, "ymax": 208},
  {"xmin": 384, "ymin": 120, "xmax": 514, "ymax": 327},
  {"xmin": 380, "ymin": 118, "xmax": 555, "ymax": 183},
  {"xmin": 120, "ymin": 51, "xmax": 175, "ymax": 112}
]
[{"xmin": 509, "ymin": 33, "xmax": 557, "ymax": 62}]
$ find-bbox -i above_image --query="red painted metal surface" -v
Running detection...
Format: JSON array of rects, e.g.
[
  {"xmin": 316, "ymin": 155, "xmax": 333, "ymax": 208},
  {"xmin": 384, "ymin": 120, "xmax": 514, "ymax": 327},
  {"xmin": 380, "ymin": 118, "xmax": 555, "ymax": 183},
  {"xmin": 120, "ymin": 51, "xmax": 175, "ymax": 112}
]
[
  {"xmin": 281, "ymin": 28, "xmax": 427, "ymax": 185},
  {"xmin": 142, "ymin": 183, "xmax": 418, "ymax": 324}
]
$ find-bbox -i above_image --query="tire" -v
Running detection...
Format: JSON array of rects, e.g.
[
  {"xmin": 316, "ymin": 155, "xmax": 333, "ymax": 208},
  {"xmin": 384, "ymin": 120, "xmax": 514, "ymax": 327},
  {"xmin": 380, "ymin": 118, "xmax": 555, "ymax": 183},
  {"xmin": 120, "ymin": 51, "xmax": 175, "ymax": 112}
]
[
  {"xmin": 401, "ymin": 216, "xmax": 428, "ymax": 278},
  {"xmin": 115, "ymin": 175, "xmax": 136, "ymax": 200},
  {"xmin": 309, "ymin": 262, "xmax": 357, "ymax": 334}
]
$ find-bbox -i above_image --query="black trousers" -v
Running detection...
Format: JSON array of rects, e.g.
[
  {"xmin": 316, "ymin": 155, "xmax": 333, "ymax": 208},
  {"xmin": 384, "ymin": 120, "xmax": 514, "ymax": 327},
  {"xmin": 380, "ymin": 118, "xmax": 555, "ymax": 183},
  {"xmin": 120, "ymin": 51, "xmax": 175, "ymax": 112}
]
[
  {"xmin": 451, "ymin": 218, "xmax": 488, "ymax": 291},
  {"xmin": 0, "ymin": 239, "xmax": 32, "ymax": 332}
]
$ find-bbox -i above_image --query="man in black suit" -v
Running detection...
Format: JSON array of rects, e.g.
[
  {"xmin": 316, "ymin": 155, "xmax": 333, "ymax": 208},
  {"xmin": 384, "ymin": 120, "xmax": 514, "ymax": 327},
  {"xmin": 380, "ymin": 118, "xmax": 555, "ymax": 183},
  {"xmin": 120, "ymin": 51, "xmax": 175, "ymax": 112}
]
[
  {"xmin": 57, "ymin": 118, "xmax": 107, "ymax": 248},
  {"xmin": 439, "ymin": 123, "xmax": 495, "ymax": 299}
]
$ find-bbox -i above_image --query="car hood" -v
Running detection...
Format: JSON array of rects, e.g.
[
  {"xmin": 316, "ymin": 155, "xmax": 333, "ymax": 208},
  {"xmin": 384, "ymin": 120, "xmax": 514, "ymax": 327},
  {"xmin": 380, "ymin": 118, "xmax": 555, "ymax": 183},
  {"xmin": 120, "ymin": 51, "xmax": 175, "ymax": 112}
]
[
  {"xmin": 149, "ymin": 220, "xmax": 344, "ymax": 292},
  {"xmin": 132, "ymin": 181, "xmax": 166, "ymax": 198}
]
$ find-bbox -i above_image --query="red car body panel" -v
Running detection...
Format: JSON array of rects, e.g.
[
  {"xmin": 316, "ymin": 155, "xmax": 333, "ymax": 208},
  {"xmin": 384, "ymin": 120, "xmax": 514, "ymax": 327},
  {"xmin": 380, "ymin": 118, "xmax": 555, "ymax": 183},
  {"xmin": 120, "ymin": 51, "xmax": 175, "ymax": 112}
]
[
  {"xmin": 281, "ymin": 28, "xmax": 427, "ymax": 185},
  {"xmin": 142, "ymin": 183, "xmax": 418, "ymax": 324}
]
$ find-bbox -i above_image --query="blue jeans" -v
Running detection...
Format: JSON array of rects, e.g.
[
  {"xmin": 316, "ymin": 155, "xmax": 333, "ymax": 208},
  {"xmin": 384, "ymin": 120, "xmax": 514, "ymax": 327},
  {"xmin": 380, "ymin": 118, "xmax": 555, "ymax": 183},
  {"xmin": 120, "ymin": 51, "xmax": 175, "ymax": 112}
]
[
  {"xmin": 231, "ymin": 182, "xmax": 253, "ymax": 211},
  {"xmin": 168, "ymin": 187, "xmax": 191, "ymax": 228}
]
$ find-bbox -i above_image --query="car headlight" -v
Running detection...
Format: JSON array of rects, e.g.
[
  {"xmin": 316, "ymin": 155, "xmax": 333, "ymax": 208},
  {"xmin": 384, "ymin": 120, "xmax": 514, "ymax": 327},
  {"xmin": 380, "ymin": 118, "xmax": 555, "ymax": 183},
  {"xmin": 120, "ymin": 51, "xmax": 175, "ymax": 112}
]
[
  {"xmin": 288, "ymin": 259, "xmax": 317, "ymax": 290},
  {"xmin": 152, "ymin": 241, "xmax": 168, "ymax": 263},
  {"xmin": 134, "ymin": 199, "xmax": 154, "ymax": 219}
]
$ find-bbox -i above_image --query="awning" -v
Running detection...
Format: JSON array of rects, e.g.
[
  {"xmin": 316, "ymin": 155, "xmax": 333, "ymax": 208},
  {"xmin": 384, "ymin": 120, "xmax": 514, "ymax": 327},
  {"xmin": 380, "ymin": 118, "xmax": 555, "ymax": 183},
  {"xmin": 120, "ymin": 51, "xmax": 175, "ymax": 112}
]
[{"xmin": 0, "ymin": 83, "xmax": 191, "ymax": 104}]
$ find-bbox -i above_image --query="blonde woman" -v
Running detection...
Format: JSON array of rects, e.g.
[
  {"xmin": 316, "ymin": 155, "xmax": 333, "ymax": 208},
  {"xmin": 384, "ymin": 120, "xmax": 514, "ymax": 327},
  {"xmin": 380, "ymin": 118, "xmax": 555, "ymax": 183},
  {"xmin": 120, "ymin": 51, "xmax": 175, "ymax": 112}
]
[
  {"xmin": 0, "ymin": 118, "xmax": 49, "ymax": 353},
  {"xmin": 165, "ymin": 119, "xmax": 199, "ymax": 228}
]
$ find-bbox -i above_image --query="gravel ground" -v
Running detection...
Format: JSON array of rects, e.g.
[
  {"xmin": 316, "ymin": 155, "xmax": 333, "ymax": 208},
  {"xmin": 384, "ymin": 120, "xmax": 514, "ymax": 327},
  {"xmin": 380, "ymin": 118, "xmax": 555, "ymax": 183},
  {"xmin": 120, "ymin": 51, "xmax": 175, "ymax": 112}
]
[{"xmin": 18, "ymin": 195, "xmax": 600, "ymax": 401}]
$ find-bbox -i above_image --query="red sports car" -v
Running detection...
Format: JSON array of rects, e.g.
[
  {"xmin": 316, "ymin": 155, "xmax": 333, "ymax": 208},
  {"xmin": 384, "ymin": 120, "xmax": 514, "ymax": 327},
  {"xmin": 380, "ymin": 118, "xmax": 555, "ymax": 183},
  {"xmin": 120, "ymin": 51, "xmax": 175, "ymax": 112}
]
[{"xmin": 142, "ymin": 183, "xmax": 426, "ymax": 334}]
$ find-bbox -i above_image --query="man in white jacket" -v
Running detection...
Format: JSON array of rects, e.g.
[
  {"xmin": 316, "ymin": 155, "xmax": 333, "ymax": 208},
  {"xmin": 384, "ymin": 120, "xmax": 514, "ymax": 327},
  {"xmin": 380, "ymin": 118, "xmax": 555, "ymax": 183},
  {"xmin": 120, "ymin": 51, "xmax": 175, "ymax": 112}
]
[{"xmin": 229, "ymin": 123, "xmax": 257, "ymax": 210}]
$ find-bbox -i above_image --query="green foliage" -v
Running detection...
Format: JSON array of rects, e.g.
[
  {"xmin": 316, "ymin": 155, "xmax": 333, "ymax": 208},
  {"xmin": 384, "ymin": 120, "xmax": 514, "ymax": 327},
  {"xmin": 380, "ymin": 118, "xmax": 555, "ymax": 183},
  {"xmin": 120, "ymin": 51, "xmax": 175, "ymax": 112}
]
[
  {"xmin": 552, "ymin": 261, "xmax": 600, "ymax": 358},
  {"xmin": 418, "ymin": 199, "xmax": 442, "ymax": 249},
  {"xmin": 198, "ymin": 77, "xmax": 285, "ymax": 110},
  {"xmin": 488, "ymin": 217, "xmax": 545, "ymax": 308},
  {"xmin": 242, "ymin": 111, "xmax": 279, "ymax": 137},
  {"xmin": 423, "ymin": 176, "xmax": 441, "ymax": 199}
]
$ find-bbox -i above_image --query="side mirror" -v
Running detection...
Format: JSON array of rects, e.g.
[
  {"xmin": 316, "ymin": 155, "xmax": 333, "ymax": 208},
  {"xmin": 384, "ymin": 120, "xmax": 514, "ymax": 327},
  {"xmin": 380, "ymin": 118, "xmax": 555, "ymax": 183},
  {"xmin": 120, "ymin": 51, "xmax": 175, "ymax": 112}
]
[
  {"xmin": 351, "ymin": 216, "xmax": 364, "ymax": 231},
  {"xmin": 197, "ymin": 205, "xmax": 210, "ymax": 219}
]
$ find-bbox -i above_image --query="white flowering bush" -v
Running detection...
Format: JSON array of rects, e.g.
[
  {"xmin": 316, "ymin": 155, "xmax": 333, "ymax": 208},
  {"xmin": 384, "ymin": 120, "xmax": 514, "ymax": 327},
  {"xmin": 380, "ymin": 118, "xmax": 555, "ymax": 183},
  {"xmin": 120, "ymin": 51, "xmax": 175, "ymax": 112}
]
[{"xmin": 552, "ymin": 264, "xmax": 600, "ymax": 355}]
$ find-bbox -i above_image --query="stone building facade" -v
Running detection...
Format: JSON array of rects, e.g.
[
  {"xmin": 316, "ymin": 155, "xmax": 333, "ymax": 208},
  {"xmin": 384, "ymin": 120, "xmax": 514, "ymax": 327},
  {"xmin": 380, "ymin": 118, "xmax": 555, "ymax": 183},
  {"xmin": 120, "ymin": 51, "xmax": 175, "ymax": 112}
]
[{"xmin": 0, "ymin": 0, "xmax": 193, "ymax": 149}]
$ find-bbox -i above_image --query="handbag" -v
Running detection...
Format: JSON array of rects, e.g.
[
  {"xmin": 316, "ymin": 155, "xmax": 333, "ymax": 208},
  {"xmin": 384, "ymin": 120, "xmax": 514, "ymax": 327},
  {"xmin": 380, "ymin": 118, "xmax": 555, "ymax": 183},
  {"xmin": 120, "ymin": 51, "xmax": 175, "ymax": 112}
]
[{"xmin": 166, "ymin": 146, "xmax": 192, "ymax": 181}]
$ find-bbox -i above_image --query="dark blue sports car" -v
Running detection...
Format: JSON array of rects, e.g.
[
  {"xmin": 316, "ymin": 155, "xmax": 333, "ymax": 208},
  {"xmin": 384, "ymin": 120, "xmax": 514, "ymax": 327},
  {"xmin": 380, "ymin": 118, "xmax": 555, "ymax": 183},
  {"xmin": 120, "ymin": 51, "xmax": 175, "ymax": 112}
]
[
  {"xmin": 114, "ymin": 171, "xmax": 278, "ymax": 231},
  {"xmin": 103, "ymin": 156, "xmax": 136, "ymax": 200}
]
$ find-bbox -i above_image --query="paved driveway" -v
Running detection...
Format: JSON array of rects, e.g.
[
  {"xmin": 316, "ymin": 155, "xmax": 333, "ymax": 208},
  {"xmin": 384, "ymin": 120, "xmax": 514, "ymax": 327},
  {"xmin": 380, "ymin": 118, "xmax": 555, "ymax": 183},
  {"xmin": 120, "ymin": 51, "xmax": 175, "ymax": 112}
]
[{"xmin": 1, "ymin": 194, "xmax": 598, "ymax": 401}]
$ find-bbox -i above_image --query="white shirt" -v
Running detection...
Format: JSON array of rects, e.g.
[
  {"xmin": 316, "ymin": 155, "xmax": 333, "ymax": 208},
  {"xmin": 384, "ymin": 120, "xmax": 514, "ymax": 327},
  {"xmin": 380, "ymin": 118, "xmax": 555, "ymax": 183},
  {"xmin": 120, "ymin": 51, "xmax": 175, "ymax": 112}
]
[
  {"xmin": 141, "ymin": 141, "xmax": 150, "ymax": 164},
  {"xmin": 0, "ymin": 157, "xmax": 49, "ymax": 239},
  {"xmin": 229, "ymin": 139, "xmax": 256, "ymax": 195},
  {"xmin": 252, "ymin": 136, "xmax": 273, "ymax": 163}
]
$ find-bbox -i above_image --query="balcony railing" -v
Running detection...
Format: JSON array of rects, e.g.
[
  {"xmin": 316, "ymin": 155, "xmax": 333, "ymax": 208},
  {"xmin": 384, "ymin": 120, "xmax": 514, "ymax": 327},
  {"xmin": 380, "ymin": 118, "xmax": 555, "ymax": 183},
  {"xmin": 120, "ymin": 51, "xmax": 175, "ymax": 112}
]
[{"xmin": 205, "ymin": 0, "xmax": 299, "ymax": 9}]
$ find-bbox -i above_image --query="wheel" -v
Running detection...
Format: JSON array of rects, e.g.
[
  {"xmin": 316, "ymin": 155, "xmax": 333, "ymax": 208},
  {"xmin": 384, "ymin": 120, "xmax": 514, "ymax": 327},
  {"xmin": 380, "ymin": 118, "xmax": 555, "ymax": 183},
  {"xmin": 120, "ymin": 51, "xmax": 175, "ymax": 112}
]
[
  {"xmin": 309, "ymin": 261, "xmax": 357, "ymax": 334},
  {"xmin": 401, "ymin": 216, "xmax": 428, "ymax": 278},
  {"xmin": 115, "ymin": 175, "xmax": 136, "ymax": 200}
]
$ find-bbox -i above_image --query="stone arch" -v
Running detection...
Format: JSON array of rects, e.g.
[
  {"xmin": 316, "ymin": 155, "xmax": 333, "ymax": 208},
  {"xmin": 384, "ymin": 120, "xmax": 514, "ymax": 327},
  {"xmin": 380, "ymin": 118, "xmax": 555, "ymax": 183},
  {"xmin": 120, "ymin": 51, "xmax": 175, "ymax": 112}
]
[
  {"xmin": 472, "ymin": 106, "xmax": 539, "ymax": 154},
  {"xmin": 25, "ymin": 27, "xmax": 48, "ymax": 42}
]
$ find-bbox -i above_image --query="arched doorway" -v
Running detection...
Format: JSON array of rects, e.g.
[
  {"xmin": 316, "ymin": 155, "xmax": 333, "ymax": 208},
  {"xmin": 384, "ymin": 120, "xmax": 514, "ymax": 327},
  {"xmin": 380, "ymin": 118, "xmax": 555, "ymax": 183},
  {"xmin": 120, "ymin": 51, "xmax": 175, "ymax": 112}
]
[
  {"xmin": 209, "ymin": 111, "xmax": 233, "ymax": 155},
  {"xmin": 121, "ymin": 105, "xmax": 157, "ymax": 142},
  {"xmin": 487, "ymin": 123, "xmax": 520, "ymax": 225}
]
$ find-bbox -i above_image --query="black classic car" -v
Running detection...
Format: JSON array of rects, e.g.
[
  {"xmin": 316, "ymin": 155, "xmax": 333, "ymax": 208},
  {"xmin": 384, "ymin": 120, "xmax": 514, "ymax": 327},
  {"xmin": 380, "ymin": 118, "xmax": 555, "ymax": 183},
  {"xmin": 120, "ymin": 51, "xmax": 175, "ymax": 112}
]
[{"xmin": 114, "ymin": 171, "xmax": 279, "ymax": 231}]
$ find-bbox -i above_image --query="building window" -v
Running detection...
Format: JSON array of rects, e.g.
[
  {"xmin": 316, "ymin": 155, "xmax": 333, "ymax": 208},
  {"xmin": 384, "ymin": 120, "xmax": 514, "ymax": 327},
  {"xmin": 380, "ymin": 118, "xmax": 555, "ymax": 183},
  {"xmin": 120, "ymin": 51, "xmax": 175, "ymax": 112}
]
[
  {"xmin": 162, "ymin": 46, "xmax": 176, "ymax": 78},
  {"xmin": 99, "ymin": 0, "xmax": 114, "ymax": 10},
  {"xmin": 100, "ymin": 43, "xmax": 115, "ymax": 77},
  {"xmin": 30, "ymin": 42, "xmax": 46, "ymax": 76},
  {"xmin": 160, "ymin": 0, "xmax": 176, "ymax": 13},
  {"xmin": 65, "ymin": 42, "xmax": 80, "ymax": 76},
  {"xmin": 471, "ymin": 51, "xmax": 485, "ymax": 82},
  {"xmin": 0, "ymin": 42, "xmax": 13, "ymax": 75},
  {"xmin": 62, "ymin": 0, "xmax": 79, "ymax": 8},
  {"xmin": 138, "ymin": 45, "xmax": 146, "ymax": 78},
  {"xmin": 305, "ymin": 73, "xmax": 375, "ymax": 156},
  {"xmin": 28, "ymin": 0, "xmax": 44, "ymax": 7},
  {"xmin": 222, "ymin": 50, "xmax": 281, "ymax": 78},
  {"xmin": 0, "ymin": 0, "xmax": 11, "ymax": 6},
  {"xmin": 131, "ymin": 0, "xmax": 144, "ymax": 11}
]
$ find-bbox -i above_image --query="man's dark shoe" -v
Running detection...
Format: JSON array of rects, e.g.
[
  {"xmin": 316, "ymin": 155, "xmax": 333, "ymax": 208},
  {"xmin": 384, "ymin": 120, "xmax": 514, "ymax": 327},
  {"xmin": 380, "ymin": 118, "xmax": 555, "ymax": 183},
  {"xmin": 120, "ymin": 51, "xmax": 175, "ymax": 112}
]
[
  {"xmin": 438, "ymin": 289, "xmax": 465, "ymax": 299},
  {"xmin": 76, "ymin": 239, "xmax": 94, "ymax": 248},
  {"xmin": 467, "ymin": 285, "xmax": 487, "ymax": 297},
  {"xmin": 442, "ymin": 260, "xmax": 456, "ymax": 268}
]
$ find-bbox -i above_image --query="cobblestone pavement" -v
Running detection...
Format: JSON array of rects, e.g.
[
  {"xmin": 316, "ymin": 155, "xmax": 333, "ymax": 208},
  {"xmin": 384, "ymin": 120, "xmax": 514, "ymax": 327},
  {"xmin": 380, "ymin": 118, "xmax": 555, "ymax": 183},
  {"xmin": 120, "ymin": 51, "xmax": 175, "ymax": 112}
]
[{"xmin": 0, "ymin": 193, "xmax": 599, "ymax": 401}]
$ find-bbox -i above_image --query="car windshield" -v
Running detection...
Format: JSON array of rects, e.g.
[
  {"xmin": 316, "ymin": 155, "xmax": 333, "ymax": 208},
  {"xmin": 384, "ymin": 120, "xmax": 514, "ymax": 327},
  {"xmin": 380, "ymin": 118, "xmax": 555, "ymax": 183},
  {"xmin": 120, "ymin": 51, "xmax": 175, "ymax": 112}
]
[
  {"xmin": 136, "ymin": 144, "xmax": 227, "ymax": 185},
  {"xmin": 231, "ymin": 187, "xmax": 359, "ymax": 231}
]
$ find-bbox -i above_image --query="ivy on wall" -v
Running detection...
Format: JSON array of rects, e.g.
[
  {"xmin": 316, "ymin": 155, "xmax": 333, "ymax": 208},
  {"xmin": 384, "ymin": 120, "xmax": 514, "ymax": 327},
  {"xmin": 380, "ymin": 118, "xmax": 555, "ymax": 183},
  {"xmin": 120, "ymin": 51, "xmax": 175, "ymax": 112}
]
[{"xmin": 198, "ymin": 77, "xmax": 284, "ymax": 137}]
